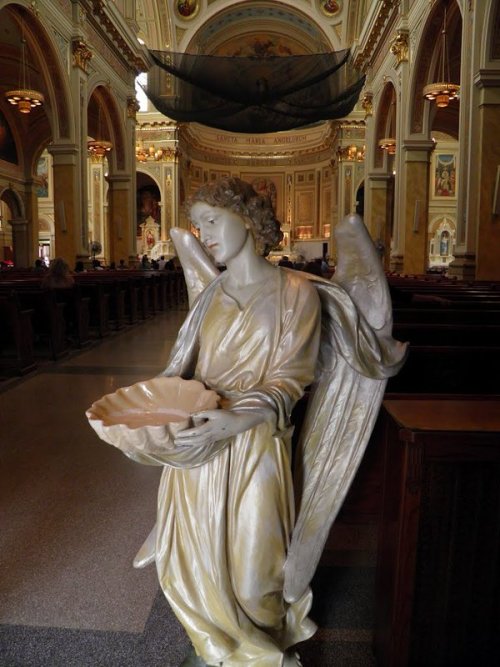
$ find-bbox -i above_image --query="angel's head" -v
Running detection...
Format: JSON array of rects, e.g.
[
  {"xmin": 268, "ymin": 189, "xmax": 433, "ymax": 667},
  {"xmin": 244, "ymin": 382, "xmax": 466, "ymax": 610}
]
[{"xmin": 187, "ymin": 177, "xmax": 283, "ymax": 256}]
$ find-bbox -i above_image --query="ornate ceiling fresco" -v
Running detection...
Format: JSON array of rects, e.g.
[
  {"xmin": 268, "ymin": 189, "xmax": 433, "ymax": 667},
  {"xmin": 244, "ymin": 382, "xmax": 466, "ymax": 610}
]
[{"xmin": 134, "ymin": 0, "xmax": 359, "ymax": 54}]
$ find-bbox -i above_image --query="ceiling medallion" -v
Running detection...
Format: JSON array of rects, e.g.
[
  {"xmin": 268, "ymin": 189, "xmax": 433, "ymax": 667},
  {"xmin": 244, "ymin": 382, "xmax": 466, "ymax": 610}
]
[
  {"xmin": 319, "ymin": 0, "xmax": 342, "ymax": 17},
  {"xmin": 175, "ymin": 0, "xmax": 200, "ymax": 21}
]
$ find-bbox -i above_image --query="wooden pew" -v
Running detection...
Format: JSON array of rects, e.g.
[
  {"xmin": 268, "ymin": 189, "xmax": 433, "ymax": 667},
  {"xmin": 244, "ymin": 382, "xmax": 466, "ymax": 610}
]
[
  {"xmin": 8, "ymin": 288, "xmax": 67, "ymax": 360},
  {"xmin": 373, "ymin": 398, "xmax": 500, "ymax": 666},
  {"xmin": 0, "ymin": 294, "xmax": 37, "ymax": 376}
]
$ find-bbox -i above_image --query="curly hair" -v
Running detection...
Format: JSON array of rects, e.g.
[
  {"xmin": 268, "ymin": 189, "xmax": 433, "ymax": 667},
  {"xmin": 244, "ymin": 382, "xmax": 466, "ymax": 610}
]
[{"xmin": 187, "ymin": 177, "xmax": 283, "ymax": 256}]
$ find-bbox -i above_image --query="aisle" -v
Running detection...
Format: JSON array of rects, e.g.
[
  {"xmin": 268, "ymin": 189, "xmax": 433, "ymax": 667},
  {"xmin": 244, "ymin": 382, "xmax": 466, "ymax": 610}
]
[{"xmin": 0, "ymin": 308, "xmax": 377, "ymax": 666}]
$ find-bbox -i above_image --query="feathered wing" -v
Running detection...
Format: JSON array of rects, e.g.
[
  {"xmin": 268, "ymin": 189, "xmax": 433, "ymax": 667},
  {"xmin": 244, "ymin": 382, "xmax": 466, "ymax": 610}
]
[
  {"xmin": 283, "ymin": 215, "xmax": 407, "ymax": 603},
  {"xmin": 133, "ymin": 228, "xmax": 218, "ymax": 569},
  {"xmin": 170, "ymin": 227, "xmax": 219, "ymax": 307},
  {"xmin": 332, "ymin": 213, "xmax": 392, "ymax": 331}
]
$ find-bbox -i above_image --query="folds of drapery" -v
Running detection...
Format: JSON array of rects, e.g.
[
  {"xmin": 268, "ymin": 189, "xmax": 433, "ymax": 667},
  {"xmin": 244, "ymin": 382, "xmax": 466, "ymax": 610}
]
[{"xmin": 141, "ymin": 50, "xmax": 366, "ymax": 133}]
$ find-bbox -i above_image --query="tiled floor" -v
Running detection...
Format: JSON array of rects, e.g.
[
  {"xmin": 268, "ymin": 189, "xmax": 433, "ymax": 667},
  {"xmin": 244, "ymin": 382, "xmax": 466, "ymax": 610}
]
[{"xmin": 0, "ymin": 308, "xmax": 377, "ymax": 666}]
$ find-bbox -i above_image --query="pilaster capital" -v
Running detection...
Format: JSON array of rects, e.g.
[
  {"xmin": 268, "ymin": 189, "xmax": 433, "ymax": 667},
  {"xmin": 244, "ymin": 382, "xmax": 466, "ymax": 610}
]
[
  {"xmin": 402, "ymin": 139, "xmax": 435, "ymax": 162},
  {"xmin": 72, "ymin": 39, "xmax": 93, "ymax": 73},
  {"xmin": 9, "ymin": 217, "xmax": 28, "ymax": 230},
  {"xmin": 474, "ymin": 69, "xmax": 500, "ymax": 105},
  {"xmin": 106, "ymin": 174, "xmax": 132, "ymax": 188},
  {"xmin": 474, "ymin": 69, "xmax": 500, "ymax": 88},
  {"xmin": 47, "ymin": 143, "xmax": 80, "ymax": 165},
  {"xmin": 367, "ymin": 172, "xmax": 393, "ymax": 188},
  {"xmin": 390, "ymin": 30, "xmax": 409, "ymax": 66}
]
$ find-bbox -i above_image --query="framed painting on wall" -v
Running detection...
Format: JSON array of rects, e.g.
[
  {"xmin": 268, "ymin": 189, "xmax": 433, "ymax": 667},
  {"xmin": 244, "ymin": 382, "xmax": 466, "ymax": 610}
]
[
  {"xmin": 36, "ymin": 156, "xmax": 50, "ymax": 199},
  {"xmin": 434, "ymin": 153, "xmax": 457, "ymax": 198}
]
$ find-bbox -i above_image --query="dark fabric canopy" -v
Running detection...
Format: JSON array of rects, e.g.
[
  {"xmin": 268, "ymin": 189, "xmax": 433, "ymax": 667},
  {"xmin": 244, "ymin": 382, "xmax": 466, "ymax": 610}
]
[{"xmin": 141, "ymin": 50, "xmax": 365, "ymax": 134}]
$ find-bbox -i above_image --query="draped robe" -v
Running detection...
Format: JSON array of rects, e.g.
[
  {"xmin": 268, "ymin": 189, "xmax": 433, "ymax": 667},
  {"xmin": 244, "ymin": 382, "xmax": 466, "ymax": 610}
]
[{"xmin": 156, "ymin": 269, "xmax": 320, "ymax": 666}]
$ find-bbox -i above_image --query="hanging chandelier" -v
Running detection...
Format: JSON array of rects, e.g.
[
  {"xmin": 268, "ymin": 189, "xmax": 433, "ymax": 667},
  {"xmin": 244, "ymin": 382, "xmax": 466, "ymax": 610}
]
[
  {"xmin": 5, "ymin": 22, "xmax": 44, "ymax": 114},
  {"xmin": 87, "ymin": 104, "xmax": 113, "ymax": 157},
  {"xmin": 87, "ymin": 138, "xmax": 113, "ymax": 157},
  {"xmin": 423, "ymin": 6, "xmax": 459, "ymax": 108},
  {"xmin": 378, "ymin": 138, "xmax": 396, "ymax": 155}
]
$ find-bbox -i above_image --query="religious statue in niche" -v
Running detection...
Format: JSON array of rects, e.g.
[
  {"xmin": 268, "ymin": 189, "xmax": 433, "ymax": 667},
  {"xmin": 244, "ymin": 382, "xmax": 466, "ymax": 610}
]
[
  {"xmin": 176, "ymin": 0, "xmax": 199, "ymax": 20},
  {"xmin": 88, "ymin": 178, "xmax": 406, "ymax": 666},
  {"xmin": 319, "ymin": 0, "xmax": 341, "ymax": 17},
  {"xmin": 139, "ymin": 216, "xmax": 159, "ymax": 256}
]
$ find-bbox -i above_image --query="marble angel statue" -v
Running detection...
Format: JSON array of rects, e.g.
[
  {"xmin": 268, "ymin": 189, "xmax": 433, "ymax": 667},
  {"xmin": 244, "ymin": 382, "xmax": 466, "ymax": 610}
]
[{"xmin": 131, "ymin": 177, "xmax": 407, "ymax": 666}]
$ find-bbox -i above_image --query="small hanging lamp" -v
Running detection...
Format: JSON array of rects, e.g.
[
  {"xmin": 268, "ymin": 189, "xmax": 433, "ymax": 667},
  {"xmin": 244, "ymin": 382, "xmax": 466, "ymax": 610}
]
[
  {"xmin": 87, "ymin": 104, "xmax": 113, "ymax": 157},
  {"xmin": 378, "ymin": 138, "xmax": 397, "ymax": 155},
  {"xmin": 423, "ymin": 5, "xmax": 460, "ymax": 108},
  {"xmin": 5, "ymin": 21, "xmax": 44, "ymax": 114}
]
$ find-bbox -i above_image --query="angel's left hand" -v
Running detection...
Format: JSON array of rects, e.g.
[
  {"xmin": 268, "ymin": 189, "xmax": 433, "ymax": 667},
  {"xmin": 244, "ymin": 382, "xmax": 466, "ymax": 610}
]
[{"xmin": 173, "ymin": 408, "xmax": 272, "ymax": 448}]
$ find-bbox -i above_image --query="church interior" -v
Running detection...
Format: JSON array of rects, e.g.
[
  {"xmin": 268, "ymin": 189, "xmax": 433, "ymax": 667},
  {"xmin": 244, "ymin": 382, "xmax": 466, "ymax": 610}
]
[{"xmin": 1, "ymin": 1, "xmax": 500, "ymax": 665}]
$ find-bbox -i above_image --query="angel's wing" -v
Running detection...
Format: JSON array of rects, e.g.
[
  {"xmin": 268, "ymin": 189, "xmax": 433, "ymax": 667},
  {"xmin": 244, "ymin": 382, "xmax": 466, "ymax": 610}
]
[
  {"xmin": 283, "ymin": 214, "xmax": 407, "ymax": 604},
  {"xmin": 332, "ymin": 213, "xmax": 391, "ymax": 331},
  {"xmin": 170, "ymin": 227, "xmax": 219, "ymax": 307}
]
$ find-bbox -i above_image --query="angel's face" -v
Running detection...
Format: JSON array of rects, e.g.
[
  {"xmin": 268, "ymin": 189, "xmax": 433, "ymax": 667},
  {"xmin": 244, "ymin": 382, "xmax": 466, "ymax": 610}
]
[{"xmin": 190, "ymin": 201, "xmax": 249, "ymax": 264}]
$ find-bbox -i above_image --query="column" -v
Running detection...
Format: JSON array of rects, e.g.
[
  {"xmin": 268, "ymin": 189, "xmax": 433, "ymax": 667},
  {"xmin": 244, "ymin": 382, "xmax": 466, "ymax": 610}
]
[
  {"xmin": 48, "ymin": 143, "xmax": 83, "ymax": 262},
  {"xmin": 367, "ymin": 173, "xmax": 395, "ymax": 272},
  {"xmin": 106, "ymin": 174, "xmax": 134, "ymax": 263},
  {"xmin": 9, "ymin": 218, "xmax": 29, "ymax": 268},
  {"xmin": 401, "ymin": 140, "xmax": 434, "ymax": 275},
  {"xmin": 470, "ymin": 73, "xmax": 500, "ymax": 280}
]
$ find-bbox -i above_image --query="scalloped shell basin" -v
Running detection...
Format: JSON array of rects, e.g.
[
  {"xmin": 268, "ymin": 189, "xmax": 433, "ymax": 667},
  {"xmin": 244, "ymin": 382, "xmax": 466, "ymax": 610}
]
[{"xmin": 86, "ymin": 376, "xmax": 219, "ymax": 466}]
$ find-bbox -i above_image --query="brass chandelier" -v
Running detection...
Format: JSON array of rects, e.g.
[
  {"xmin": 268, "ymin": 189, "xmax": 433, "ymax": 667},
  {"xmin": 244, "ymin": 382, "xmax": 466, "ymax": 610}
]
[
  {"xmin": 423, "ymin": 6, "xmax": 459, "ymax": 108},
  {"xmin": 87, "ymin": 104, "xmax": 113, "ymax": 157},
  {"xmin": 5, "ymin": 22, "xmax": 44, "ymax": 114},
  {"xmin": 378, "ymin": 137, "xmax": 397, "ymax": 155}
]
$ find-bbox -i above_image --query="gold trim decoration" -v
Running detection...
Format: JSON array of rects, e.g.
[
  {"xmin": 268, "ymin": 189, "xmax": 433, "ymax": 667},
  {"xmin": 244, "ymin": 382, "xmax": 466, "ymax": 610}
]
[
  {"xmin": 390, "ymin": 31, "xmax": 409, "ymax": 65},
  {"xmin": 361, "ymin": 93, "xmax": 373, "ymax": 118},
  {"xmin": 337, "ymin": 145, "xmax": 365, "ymax": 162},
  {"xmin": 72, "ymin": 40, "xmax": 93, "ymax": 73},
  {"xmin": 127, "ymin": 97, "xmax": 140, "ymax": 120}
]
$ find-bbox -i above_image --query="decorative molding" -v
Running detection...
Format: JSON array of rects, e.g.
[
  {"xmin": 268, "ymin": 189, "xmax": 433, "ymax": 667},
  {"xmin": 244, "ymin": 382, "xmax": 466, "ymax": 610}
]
[
  {"xmin": 353, "ymin": 0, "xmax": 399, "ymax": 71},
  {"xmin": 84, "ymin": 0, "xmax": 150, "ymax": 74},
  {"xmin": 72, "ymin": 40, "xmax": 93, "ymax": 73}
]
